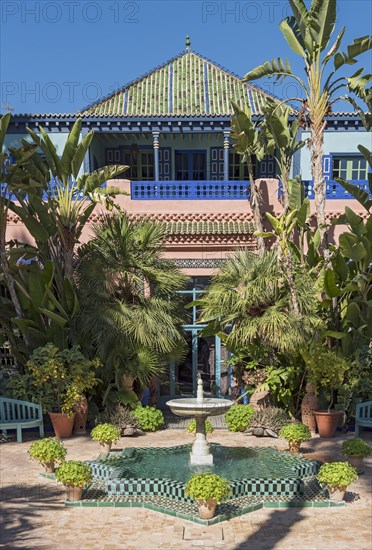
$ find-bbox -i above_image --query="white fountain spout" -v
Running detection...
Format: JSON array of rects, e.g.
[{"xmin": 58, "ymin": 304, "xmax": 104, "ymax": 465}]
[{"xmin": 196, "ymin": 374, "xmax": 204, "ymax": 403}]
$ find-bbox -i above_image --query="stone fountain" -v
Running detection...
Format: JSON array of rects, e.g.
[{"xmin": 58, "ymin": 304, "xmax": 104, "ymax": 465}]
[{"xmin": 166, "ymin": 375, "xmax": 233, "ymax": 465}]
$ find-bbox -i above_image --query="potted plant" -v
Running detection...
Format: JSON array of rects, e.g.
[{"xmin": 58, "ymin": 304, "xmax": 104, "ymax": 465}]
[
  {"xmin": 55, "ymin": 460, "xmax": 92, "ymax": 501},
  {"xmin": 185, "ymin": 473, "xmax": 232, "ymax": 519},
  {"xmin": 91, "ymin": 423, "xmax": 121, "ymax": 452},
  {"xmin": 279, "ymin": 423, "xmax": 311, "ymax": 453},
  {"xmin": 28, "ymin": 437, "xmax": 67, "ymax": 473},
  {"xmin": 27, "ymin": 344, "xmax": 99, "ymax": 438},
  {"xmin": 341, "ymin": 438, "xmax": 371, "ymax": 470},
  {"xmin": 302, "ymin": 346, "xmax": 350, "ymax": 438},
  {"xmin": 317, "ymin": 461, "xmax": 358, "ymax": 502}
]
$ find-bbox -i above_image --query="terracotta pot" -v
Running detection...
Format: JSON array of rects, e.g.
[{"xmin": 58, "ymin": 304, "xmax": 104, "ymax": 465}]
[
  {"xmin": 327, "ymin": 487, "xmax": 345, "ymax": 502},
  {"xmin": 65, "ymin": 485, "xmax": 83, "ymax": 502},
  {"xmin": 301, "ymin": 384, "xmax": 319, "ymax": 433},
  {"xmin": 288, "ymin": 442, "xmax": 301, "ymax": 453},
  {"xmin": 43, "ymin": 461, "xmax": 55, "ymax": 474},
  {"xmin": 197, "ymin": 499, "xmax": 217, "ymax": 519},
  {"xmin": 49, "ymin": 412, "xmax": 76, "ymax": 438},
  {"xmin": 122, "ymin": 375, "xmax": 135, "ymax": 391},
  {"xmin": 100, "ymin": 442, "xmax": 112, "ymax": 453},
  {"xmin": 347, "ymin": 456, "xmax": 364, "ymax": 470},
  {"xmin": 73, "ymin": 395, "xmax": 88, "ymax": 434},
  {"xmin": 314, "ymin": 410, "xmax": 343, "ymax": 438}
]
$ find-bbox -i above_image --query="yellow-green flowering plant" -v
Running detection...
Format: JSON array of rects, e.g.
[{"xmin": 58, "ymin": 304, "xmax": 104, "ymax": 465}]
[
  {"xmin": 26, "ymin": 343, "xmax": 99, "ymax": 416},
  {"xmin": 302, "ymin": 346, "xmax": 350, "ymax": 410}
]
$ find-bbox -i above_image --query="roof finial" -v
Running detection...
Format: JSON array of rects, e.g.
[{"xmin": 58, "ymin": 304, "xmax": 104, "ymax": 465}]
[{"xmin": 185, "ymin": 35, "xmax": 191, "ymax": 50}]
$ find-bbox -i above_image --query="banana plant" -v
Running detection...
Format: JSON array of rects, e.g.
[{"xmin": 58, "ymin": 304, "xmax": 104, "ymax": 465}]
[
  {"xmin": 255, "ymin": 208, "xmax": 301, "ymax": 315},
  {"xmin": 10, "ymin": 118, "xmax": 129, "ymax": 282},
  {"xmin": 230, "ymin": 101, "xmax": 266, "ymax": 256},
  {"xmin": 1, "ymin": 115, "xmax": 128, "ymax": 367},
  {"xmin": 259, "ymin": 101, "xmax": 306, "ymax": 209},
  {"xmin": 242, "ymin": 0, "xmax": 372, "ymax": 255}
]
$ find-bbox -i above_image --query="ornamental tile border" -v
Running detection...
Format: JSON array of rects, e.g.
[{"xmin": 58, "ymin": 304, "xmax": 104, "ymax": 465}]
[{"xmin": 54, "ymin": 444, "xmax": 344, "ymax": 524}]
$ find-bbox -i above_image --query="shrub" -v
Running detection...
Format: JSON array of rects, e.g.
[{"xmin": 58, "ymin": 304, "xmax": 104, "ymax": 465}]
[
  {"xmin": 186, "ymin": 419, "xmax": 214, "ymax": 434},
  {"xmin": 95, "ymin": 404, "xmax": 140, "ymax": 433},
  {"xmin": 55, "ymin": 461, "xmax": 92, "ymax": 487},
  {"xmin": 279, "ymin": 423, "xmax": 311, "ymax": 451},
  {"xmin": 20, "ymin": 344, "xmax": 99, "ymax": 416},
  {"xmin": 91, "ymin": 423, "xmax": 121, "ymax": 444},
  {"xmin": 341, "ymin": 438, "xmax": 371, "ymax": 458},
  {"xmin": 225, "ymin": 405, "xmax": 255, "ymax": 432},
  {"xmin": 317, "ymin": 462, "xmax": 358, "ymax": 490},
  {"xmin": 185, "ymin": 473, "xmax": 232, "ymax": 503},
  {"xmin": 250, "ymin": 407, "xmax": 290, "ymax": 434},
  {"xmin": 28, "ymin": 438, "xmax": 67, "ymax": 466},
  {"xmin": 132, "ymin": 406, "xmax": 164, "ymax": 432}
]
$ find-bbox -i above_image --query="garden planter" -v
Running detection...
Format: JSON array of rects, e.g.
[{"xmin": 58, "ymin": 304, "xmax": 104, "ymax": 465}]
[
  {"xmin": 197, "ymin": 499, "xmax": 217, "ymax": 519},
  {"xmin": 314, "ymin": 410, "xmax": 343, "ymax": 438},
  {"xmin": 122, "ymin": 375, "xmax": 135, "ymax": 391},
  {"xmin": 327, "ymin": 488, "xmax": 345, "ymax": 502},
  {"xmin": 301, "ymin": 384, "xmax": 319, "ymax": 433},
  {"xmin": 347, "ymin": 456, "xmax": 364, "ymax": 470},
  {"xmin": 65, "ymin": 485, "xmax": 83, "ymax": 502},
  {"xmin": 100, "ymin": 442, "xmax": 112, "ymax": 453},
  {"xmin": 43, "ymin": 462, "xmax": 55, "ymax": 474},
  {"xmin": 49, "ymin": 412, "xmax": 76, "ymax": 438},
  {"xmin": 73, "ymin": 395, "xmax": 88, "ymax": 434},
  {"xmin": 288, "ymin": 442, "xmax": 301, "ymax": 453}
]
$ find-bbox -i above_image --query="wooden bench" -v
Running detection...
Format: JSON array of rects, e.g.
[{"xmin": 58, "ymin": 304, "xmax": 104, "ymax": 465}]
[
  {"xmin": 355, "ymin": 400, "xmax": 372, "ymax": 437},
  {"xmin": 0, "ymin": 397, "xmax": 44, "ymax": 443}
]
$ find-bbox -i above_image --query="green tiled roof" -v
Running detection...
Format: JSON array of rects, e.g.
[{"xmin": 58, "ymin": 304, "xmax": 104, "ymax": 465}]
[
  {"xmin": 165, "ymin": 221, "xmax": 255, "ymax": 235},
  {"xmin": 81, "ymin": 50, "xmax": 274, "ymax": 117}
]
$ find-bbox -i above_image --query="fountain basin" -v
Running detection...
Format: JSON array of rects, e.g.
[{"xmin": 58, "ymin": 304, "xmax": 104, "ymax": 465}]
[
  {"xmin": 89, "ymin": 445, "xmax": 321, "ymax": 501},
  {"xmin": 166, "ymin": 397, "xmax": 232, "ymax": 418}
]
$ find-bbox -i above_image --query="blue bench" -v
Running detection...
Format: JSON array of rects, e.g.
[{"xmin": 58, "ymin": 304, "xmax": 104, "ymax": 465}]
[
  {"xmin": 355, "ymin": 401, "xmax": 372, "ymax": 437},
  {"xmin": 0, "ymin": 397, "xmax": 44, "ymax": 443}
]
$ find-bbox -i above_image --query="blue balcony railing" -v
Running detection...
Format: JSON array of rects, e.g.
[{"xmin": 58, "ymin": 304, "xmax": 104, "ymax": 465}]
[
  {"xmin": 303, "ymin": 179, "xmax": 369, "ymax": 199},
  {"xmin": 131, "ymin": 180, "xmax": 250, "ymax": 200}
]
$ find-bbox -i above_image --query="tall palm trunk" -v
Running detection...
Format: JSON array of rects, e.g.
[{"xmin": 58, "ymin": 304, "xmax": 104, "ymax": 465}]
[
  {"xmin": 309, "ymin": 68, "xmax": 330, "ymax": 257},
  {"xmin": 310, "ymin": 120, "xmax": 328, "ymax": 254},
  {"xmin": 246, "ymin": 155, "xmax": 265, "ymax": 256}
]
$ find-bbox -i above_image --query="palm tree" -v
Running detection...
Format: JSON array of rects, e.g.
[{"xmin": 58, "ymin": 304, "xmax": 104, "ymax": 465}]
[
  {"xmin": 75, "ymin": 212, "xmax": 187, "ymax": 400},
  {"xmin": 242, "ymin": 0, "xmax": 372, "ymax": 255},
  {"xmin": 231, "ymin": 102, "xmax": 266, "ymax": 256},
  {"xmin": 197, "ymin": 250, "xmax": 320, "ymax": 354}
]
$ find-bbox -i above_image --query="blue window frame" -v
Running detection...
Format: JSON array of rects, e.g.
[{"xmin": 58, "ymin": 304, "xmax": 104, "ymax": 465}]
[{"xmin": 175, "ymin": 150, "xmax": 207, "ymax": 181}]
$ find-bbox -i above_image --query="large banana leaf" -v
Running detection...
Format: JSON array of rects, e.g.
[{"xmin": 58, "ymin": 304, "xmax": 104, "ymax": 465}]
[
  {"xmin": 323, "ymin": 27, "xmax": 346, "ymax": 65},
  {"xmin": 335, "ymin": 178, "xmax": 372, "ymax": 212},
  {"xmin": 71, "ymin": 130, "xmax": 94, "ymax": 179},
  {"xmin": 0, "ymin": 113, "xmax": 11, "ymax": 150},
  {"xmin": 334, "ymin": 36, "xmax": 372, "ymax": 70},
  {"xmin": 243, "ymin": 58, "xmax": 295, "ymax": 83},
  {"xmin": 279, "ymin": 17, "xmax": 306, "ymax": 58},
  {"xmin": 308, "ymin": 0, "xmax": 336, "ymax": 52},
  {"xmin": 60, "ymin": 119, "xmax": 82, "ymax": 183}
]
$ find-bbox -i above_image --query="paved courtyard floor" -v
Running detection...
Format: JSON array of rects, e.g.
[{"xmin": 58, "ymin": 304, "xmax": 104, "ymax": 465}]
[{"xmin": 1, "ymin": 428, "xmax": 371, "ymax": 549}]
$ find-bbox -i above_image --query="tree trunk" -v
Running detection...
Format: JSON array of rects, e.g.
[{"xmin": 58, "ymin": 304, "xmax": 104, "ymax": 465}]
[
  {"xmin": 246, "ymin": 156, "xmax": 265, "ymax": 256},
  {"xmin": 310, "ymin": 120, "xmax": 328, "ymax": 257}
]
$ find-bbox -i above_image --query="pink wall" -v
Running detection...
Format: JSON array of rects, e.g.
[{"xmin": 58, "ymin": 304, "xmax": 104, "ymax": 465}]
[{"xmin": 6, "ymin": 178, "xmax": 367, "ymax": 275}]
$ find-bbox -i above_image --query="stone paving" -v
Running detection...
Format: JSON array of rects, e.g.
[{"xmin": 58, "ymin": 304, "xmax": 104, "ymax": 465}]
[{"xmin": 1, "ymin": 428, "xmax": 371, "ymax": 550}]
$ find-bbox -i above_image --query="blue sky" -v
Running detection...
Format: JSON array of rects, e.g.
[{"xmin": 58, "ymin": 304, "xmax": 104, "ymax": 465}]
[{"xmin": 1, "ymin": 0, "xmax": 371, "ymax": 114}]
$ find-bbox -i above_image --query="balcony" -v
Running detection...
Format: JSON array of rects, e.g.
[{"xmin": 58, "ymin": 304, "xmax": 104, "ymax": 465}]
[
  {"xmin": 303, "ymin": 179, "xmax": 369, "ymax": 199},
  {"xmin": 130, "ymin": 180, "xmax": 250, "ymax": 200}
]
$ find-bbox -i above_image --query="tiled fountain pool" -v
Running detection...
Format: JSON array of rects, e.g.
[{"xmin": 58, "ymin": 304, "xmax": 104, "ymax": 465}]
[{"xmin": 62, "ymin": 444, "xmax": 343, "ymax": 524}]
